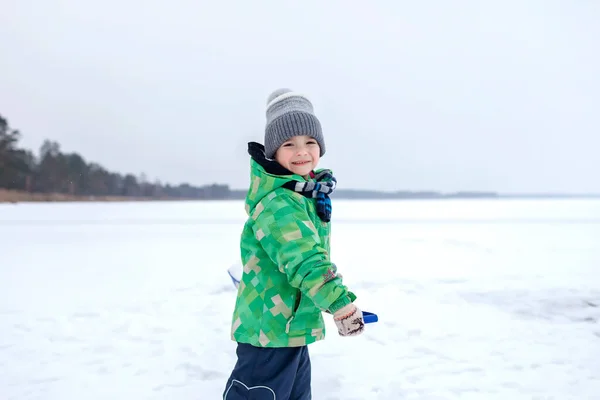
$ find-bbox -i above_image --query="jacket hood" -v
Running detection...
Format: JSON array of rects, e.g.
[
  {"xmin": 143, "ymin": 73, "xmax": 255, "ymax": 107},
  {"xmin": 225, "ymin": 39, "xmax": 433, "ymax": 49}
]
[{"xmin": 244, "ymin": 142, "xmax": 309, "ymax": 215}]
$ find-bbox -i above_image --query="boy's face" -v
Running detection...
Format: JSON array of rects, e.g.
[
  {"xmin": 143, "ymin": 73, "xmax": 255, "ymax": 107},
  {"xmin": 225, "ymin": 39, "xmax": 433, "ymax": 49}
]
[{"xmin": 275, "ymin": 135, "xmax": 321, "ymax": 177}]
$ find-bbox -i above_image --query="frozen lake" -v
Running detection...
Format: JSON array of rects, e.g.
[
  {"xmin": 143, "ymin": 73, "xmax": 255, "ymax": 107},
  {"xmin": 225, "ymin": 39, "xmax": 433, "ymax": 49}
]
[{"xmin": 1, "ymin": 199, "xmax": 599, "ymax": 399}]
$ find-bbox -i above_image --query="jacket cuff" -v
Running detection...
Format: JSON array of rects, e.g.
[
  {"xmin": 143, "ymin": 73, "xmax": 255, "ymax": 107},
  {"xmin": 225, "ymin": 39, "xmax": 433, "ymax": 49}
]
[{"xmin": 328, "ymin": 295, "xmax": 352, "ymax": 313}]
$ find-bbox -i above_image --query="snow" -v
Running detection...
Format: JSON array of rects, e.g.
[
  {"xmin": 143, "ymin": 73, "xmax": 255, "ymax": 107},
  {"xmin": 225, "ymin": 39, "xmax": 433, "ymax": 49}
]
[{"xmin": 1, "ymin": 199, "xmax": 599, "ymax": 399}]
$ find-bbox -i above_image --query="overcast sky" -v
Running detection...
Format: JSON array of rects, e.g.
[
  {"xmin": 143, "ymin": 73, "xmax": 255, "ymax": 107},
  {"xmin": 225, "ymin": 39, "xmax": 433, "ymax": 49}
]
[{"xmin": 1, "ymin": 1, "xmax": 598, "ymax": 193}]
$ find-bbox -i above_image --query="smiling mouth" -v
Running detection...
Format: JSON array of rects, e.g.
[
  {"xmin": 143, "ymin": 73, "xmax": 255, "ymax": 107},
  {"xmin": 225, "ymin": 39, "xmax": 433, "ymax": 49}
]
[{"xmin": 292, "ymin": 161, "xmax": 310, "ymax": 165}]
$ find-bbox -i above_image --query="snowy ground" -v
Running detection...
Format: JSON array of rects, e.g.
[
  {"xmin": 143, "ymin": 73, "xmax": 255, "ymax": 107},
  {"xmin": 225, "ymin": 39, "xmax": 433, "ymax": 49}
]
[{"xmin": 1, "ymin": 199, "xmax": 599, "ymax": 399}]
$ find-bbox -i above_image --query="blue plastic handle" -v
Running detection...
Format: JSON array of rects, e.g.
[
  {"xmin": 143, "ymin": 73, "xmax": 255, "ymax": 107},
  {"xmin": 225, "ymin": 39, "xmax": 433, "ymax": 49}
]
[{"xmin": 362, "ymin": 311, "xmax": 378, "ymax": 324}]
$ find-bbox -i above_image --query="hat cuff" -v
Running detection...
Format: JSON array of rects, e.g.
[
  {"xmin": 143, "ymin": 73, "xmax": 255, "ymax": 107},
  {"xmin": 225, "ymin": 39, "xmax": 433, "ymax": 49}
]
[{"xmin": 264, "ymin": 111, "xmax": 325, "ymax": 159}]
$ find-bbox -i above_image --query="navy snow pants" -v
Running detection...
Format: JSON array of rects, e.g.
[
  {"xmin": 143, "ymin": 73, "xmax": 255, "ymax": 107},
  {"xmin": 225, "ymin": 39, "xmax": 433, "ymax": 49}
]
[{"xmin": 223, "ymin": 342, "xmax": 311, "ymax": 400}]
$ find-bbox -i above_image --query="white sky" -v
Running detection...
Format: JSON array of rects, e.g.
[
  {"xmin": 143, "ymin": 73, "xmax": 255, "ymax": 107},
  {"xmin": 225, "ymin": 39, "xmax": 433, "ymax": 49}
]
[{"xmin": 1, "ymin": 0, "xmax": 598, "ymax": 193}]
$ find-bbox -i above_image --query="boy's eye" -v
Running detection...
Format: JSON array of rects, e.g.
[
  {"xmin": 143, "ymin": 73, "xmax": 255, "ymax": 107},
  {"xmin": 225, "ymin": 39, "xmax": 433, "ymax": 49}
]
[
  {"xmin": 307, "ymin": 140, "xmax": 317, "ymax": 145},
  {"xmin": 283, "ymin": 143, "xmax": 293, "ymax": 147}
]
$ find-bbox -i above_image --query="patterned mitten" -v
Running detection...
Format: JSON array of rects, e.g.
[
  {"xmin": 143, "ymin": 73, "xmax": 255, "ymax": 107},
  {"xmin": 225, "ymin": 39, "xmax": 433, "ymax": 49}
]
[{"xmin": 333, "ymin": 303, "xmax": 365, "ymax": 336}]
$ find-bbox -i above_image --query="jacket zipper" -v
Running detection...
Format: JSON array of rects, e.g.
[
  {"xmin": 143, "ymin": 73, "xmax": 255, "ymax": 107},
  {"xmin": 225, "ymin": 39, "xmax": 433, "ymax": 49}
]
[{"xmin": 285, "ymin": 291, "xmax": 302, "ymax": 333}]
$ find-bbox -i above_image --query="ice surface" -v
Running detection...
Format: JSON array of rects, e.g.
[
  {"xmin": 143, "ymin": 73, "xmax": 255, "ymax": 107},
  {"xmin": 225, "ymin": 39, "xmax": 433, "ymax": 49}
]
[{"xmin": 1, "ymin": 199, "xmax": 599, "ymax": 399}]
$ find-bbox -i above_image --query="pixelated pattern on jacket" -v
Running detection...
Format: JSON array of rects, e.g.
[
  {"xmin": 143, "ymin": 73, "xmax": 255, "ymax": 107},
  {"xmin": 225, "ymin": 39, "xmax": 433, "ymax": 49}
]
[{"xmin": 230, "ymin": 158, "xmax": 353, "ymax": 348}]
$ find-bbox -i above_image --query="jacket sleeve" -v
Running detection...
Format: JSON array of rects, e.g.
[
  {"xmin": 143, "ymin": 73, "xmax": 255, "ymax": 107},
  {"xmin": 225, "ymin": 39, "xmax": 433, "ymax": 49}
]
[{"xmin": 253, "ymin": 191, "xmax": 355, "ymax": 313}]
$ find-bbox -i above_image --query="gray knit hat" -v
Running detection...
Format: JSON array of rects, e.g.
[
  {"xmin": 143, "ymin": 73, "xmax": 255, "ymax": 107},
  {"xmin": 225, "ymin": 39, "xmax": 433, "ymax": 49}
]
[{"xmin": 264, "ymin": 88, "xmax": 325, "ymax": 159}]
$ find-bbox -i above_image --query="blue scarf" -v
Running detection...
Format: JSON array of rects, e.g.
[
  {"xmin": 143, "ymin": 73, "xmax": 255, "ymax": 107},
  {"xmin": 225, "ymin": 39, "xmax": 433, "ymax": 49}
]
[{"xmin": 283, "ymin": 170, "xmax": 337, "ymax": 222}]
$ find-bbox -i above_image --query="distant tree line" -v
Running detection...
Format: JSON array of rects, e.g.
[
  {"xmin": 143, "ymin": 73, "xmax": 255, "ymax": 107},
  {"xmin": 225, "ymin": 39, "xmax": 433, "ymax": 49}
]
[
  {"xmin": 0, "ymin": 113, "xmax": 232, "ymax": 199},
  {"xmin": 1, "ymin": 112, "xmax": 509, "ymax": 201}
]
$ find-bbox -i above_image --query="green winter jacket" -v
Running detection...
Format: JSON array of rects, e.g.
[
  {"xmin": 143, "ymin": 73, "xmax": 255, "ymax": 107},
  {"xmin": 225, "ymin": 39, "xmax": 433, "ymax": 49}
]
[{"xmin": 230, "ymin": 142, "xmax": 355, "ymax": 348}]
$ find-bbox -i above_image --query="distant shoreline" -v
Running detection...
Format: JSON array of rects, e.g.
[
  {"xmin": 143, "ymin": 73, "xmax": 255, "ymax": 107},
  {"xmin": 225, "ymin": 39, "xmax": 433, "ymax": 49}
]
[
  {"xmin": 0, "ymin": 189, "xmax": 185, "ymax": 203},
  {"xmin": 1, "ymin": 189, "xmax": 598, "ymax": 204}
]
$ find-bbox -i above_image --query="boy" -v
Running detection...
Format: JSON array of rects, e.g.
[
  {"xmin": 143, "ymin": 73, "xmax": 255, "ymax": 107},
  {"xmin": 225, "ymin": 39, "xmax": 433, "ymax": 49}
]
[{"xmin": 223, "ymin": 88, "xmax": 364, "ymax": 400}]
